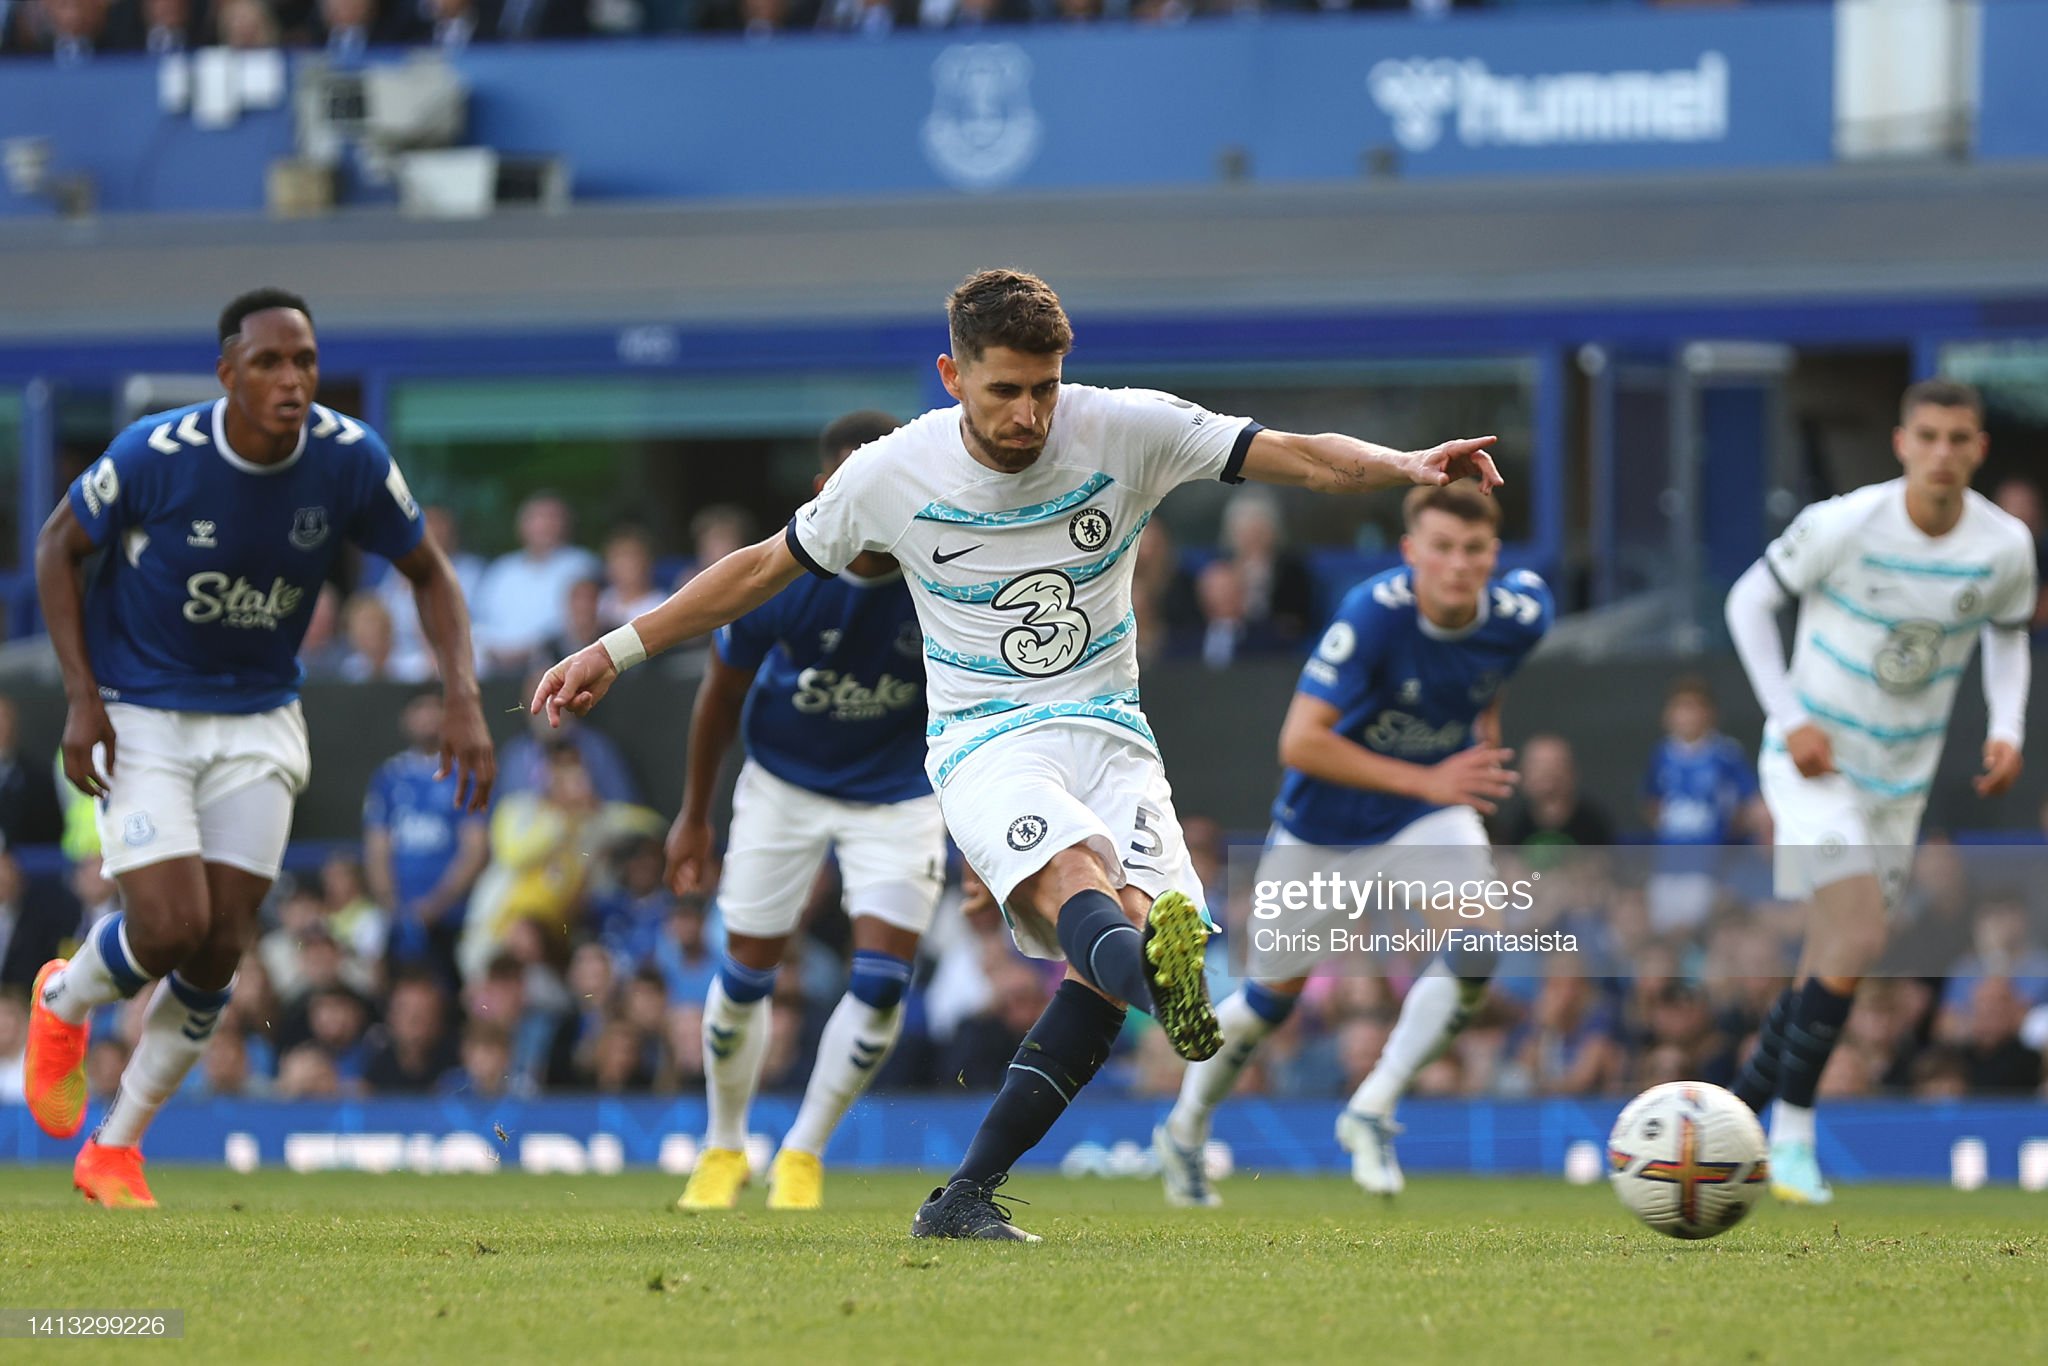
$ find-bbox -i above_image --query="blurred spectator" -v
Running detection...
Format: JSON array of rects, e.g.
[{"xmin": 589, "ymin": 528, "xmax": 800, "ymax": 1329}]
[
  {"xmin": 497, "ymin": 671, "xmax": 640, "ymax": 803},
  {"xmin": 739, "ymin": 0, "xmax": 784, "ymax": 41},
  {"xmin": 0, "ymin": 849, "xmax": 77, "ymax": 990},
  {"xmin": 0, "ymin": 989, "xmax": 26, "ymax": 1103},
  {"xmin": 298, "ymin": 584, "xmax": 348, "ymax": 678},
  {"xmin": 216, "ymin": 0, "xmax": 280, "ymax": 46},
  {"xmin": 37, "ymin": 0, "xmax": 112, "ymax": 61},
  {"xmin": 471, "ymin": 493, "xmax": 602, "ymax": 678},
  {"xmin": 816, "ymin": 0, "xmax": 893, "ymax": 32},
  {"xmin": 275, "ymin": 1043, "xmax": 342, "ymax": 1099},
  {"xmin": 200, "ymin": 1028, "xmax": 259, "ymax": 1098},
  {"xmin": 339, "ymin": 592, "xmax": 429, "ymax": 683},
  {"xmin": 682, "ymin": 504, "xmax": 753, "ymax": 585},
  {"xmin": 1490, "ymin": 734, "xmax": 1615, "ymax": 849},
  {"xmin": 443, "ymin": 1020, "xmax": 515, "ymax": 1098},
  {"xmin": 461, "ymin": 741, "xmax": 661, "ymax": 979},
  {"xmin": 0, "ymin": 693, "xmax": 63, "ymax": 847},
  {"xmin": 271, "ymin": 922, "xmax": 378, "ymax": 1054},
  {"xmin": 653, "ymin": 896, "xmax": 720, "ymax": 1005},
  {"xmin": 590, "ymin": 833, "xmax": 677, "ymax": 967},
  {"xmin": 1954, "ymin": 977, "xmax": 2044, "ymax": 1093},
  {"xmin": 1132, "ymin": 520, "xmax": 1184, "ymax": 665},
  {"xmin": 1991, "ymin": 475, "xmax": 2048, "ymax": 632},
  {"xmin": 1641, "ymin": 676, "xmax": 1766, "ymax": 935},
  {"xmin": 86, "ymin": 1036, "xmax": 129, "ymax": 1099},
  {"xmin": 316, "ymin": 0, "xmax": 403, "ymax": 58},
  {"xmin": 131, "ymin": 0, "xmax": 194, "ymax": 49},
  {"xmin": 1940, "ymin": 896, "xmax": 2048, "ymax": 1017},
  {"xmin": 364, "ymin": 691, "xmax": 491, "ymax": 988},
  {"xmin": 364, "ymin": 973, "xmax": 457, "ymax": 1091},
  {"xmin": 1194, "ymin": 559, "xmax": 1278, "ymax": 669},
  {"xmin": 1886, "ymin": 839, "xmax": 1977, "ymax": 977},
  {"xmin": 1499, "ymin": 974, "xmax": 1622, "ymax": 1096},
  {"xmin": 306, "ymin": 984, "xmax": 373, "ymax": 1087},
  {"xmin": 465, "ymin": 951, "xmax": 572, "ymax": 1087},
  {"xmin": 941, "ymin": 957, "xmax": 1050, "ymax": 1090},
  {"xmin": 424, "ymin": 0, "xmax": 491, "ymax": 48},
  {"xmin": 539, "ymin": 576, "xmax": 605, "ymax": 667},
  {"xmin": 1220, "ymin": 490, "xmax": 1316, "ymax": 642},
  {"xmin": 379, "ymin": 506, "xmax": 487, "ymax": 682},
  {"xmin": 918, "ymin": 0, "xmax": 1009, "ymax": 27},
  {"xmin": 322, "ymin": 852, "xmax": 388, "ymax": 964},
  {"xmin": 597, "ymin": 527, "xmax": 668, "ymax": 632}
]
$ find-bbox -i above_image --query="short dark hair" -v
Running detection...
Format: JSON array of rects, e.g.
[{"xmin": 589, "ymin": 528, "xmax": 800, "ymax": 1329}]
[
  {"xmin": 1900, "ymin": 379, "xmax": 1983, "ymax": 424},
  {"xmin": 219, "ymin": 287, "xmax": 313, "ymax": 348},
  {"xmin": 819, "ymin": 410, "xmax": 902, "ymax": 472},
  {"xmin": 1665, "ymin": 674, "xmax": 1714, "ymax": 707},
  {"xmin": 1402, "ymin": 483, "xmax": 1502, "ymax": 531},
  {"xmin": 946, "ymin": 269, "xmax": 1074, "ymax": 363}
]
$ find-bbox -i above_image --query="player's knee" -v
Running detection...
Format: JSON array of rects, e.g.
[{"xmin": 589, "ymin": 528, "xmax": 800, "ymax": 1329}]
[
  {"xmin": 847, "ymin": 950, "xmax": 913, "ymax": 1012},
  {"xmin": 716, "ymin": 954, "xmax": 778, "ymax": 1005},
  {"xmin": 123, "ymin": 889, "xmax": 214, "ymax": 966}
]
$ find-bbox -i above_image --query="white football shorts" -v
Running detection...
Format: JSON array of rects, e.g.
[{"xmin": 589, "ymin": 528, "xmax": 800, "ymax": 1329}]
[
  {"xmin": 94, "ymin": 701, "xmax": 309, "ymax": 881},
  {"xmin": 938, "ymin": 723, "xmax": 1204, "ymax": 961},
  {"xmin": 716, "ymin": 759, "xmax": 947, "ymax": 939},
  {"xmin": 1759, "ymin": 744, "xmax": 1923, "ymax": 912}
]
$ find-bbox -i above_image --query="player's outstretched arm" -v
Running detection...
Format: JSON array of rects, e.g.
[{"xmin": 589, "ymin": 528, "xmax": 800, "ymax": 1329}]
[
  {"xmin": 1278, "ymin": 693, "xmax": 1518, "ymax": 814},
  {"xmin": 393, "ymin": 538, "xmax": 496, "ymax": 811},
  {"xmin": 1238, "ymin": 429, "xmax": 1502, "ymax": 495},
  {"xmin": 33, "ymin": 502, "xmax": 117, "ymax": 800},
  {"xmin": 530, "ymin": 533, "xmax": 807, "ymax": 727},
  {"xmin": 665, "ymin": 651, "xmax": 758, "ymax": 898}
]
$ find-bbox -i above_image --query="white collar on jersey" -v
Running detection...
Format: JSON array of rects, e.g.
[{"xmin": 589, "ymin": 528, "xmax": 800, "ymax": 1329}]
[
  {"xmin": 1416, "ymin": 581, "xmax": 1491, "ymax": 642},
  {"xmin": 211, "ymin": 397, "xmax": 308, "ymax": 475}
]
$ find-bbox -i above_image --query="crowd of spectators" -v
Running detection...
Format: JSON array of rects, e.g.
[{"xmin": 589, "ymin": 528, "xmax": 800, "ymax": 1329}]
[
  {"xmin": 1, "ymin": 0, "xmax": 1516, "ymax": 62},
  {"xmin": 5, "ymin": 670, "xmax": 2048, "ymax": 1111}
]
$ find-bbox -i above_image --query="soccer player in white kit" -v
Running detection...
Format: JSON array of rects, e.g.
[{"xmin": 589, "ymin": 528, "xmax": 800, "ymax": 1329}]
[
  {"xmin": 1724, "ymin": 380, "xmax": 2034, "ymax": 1204},
  {"xmin": 531, "ymin": 270, "xmax": 1500, "ymax": 1241}
]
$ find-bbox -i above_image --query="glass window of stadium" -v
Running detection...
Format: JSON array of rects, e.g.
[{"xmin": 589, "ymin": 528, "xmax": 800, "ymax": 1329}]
[
  {"xmin": 1939, "ymin": 340, "xmax": 2048, "ymax": 509},
  {"xmin": 385, "ymin": 373, "xmax": 924, "ymax": 568},
  {"xmin": 1061, "ymin": 357, "xmax": 1537, "ymax": 553}
]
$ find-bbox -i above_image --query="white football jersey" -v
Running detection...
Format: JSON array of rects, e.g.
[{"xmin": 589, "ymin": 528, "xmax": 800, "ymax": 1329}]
[
  {"xmin": 787, "ymin": 383, "xmax": 1259, "ymax": 788},
  {"xmin": 1764, "ymin": 479, "xmax": 2036, "ymax": 802}
]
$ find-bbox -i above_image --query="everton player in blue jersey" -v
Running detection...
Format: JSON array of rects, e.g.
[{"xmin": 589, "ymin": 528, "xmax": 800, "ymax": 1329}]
[
  {"xmin": 25, "ymin": 289, "xmax": 494, "ymax": 1207},
  {"xmin": 664, "ymin": 411, "xmax": 946, "ymax": 1213},
  {"xmin": 1158, "ymin": 484, "xmax": 1551, "ymax": 1206}
]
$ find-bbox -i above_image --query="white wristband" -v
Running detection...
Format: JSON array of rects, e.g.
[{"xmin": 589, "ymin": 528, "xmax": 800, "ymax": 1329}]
[{"xmin": 599, "ymin": 623, "xmax": 647, "ymax": 673}]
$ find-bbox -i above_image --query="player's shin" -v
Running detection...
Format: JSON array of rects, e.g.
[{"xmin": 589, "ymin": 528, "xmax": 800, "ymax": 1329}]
[
  {"xmin": 1769, "ymin": 976, "xmax": 1855, "ymax": 1145},
  {"xmin": 1347, "ymin": 962, "xmax": 1477, "ymax": 1119},
  {"xmin": 41, "ymin": 913, "xmax": 153, "ymax": 1025},
  {"xmin": 952, "ymin": 979, "xmax": 1126, "ymax": 1185},
  {"xmin": 1165, "ymin": 982, "xmax": 1297, "ymax": 1149},
  {"xmin": 96, "ymin": 973, "xmax": 232, "ymax": 1149},
  {"xmin": 703, "ymin": 957, "xmax": 778, "ymax": 1151},
  {"xmin": 780, "ymin": 951, "xmax": 913, "ymax": 1158},
  {"xmin": 1052, "ymin": 889, "xmax": 1149, "ymax": 1006}
]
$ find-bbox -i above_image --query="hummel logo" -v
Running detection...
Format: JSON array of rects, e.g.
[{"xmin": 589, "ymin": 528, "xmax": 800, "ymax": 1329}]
[
  {"xmin": 187, "ymin": 520, "xmax": 217, "ymax": 548},
  {"xmin": 708, "ymin": 1024, "xmax": 739, "ymax": 1060},
  {"xmin": 851, "ymin": 1041, "xmax": 886, "ymax": 1072},
  {"xmin": 932, "ymin": 544, "xmax": 981, "ymax": 565}
]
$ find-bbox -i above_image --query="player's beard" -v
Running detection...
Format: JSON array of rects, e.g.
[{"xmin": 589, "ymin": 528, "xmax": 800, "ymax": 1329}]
[{"xmin": 961, "ymin": 409, "xmax": 1046, "ymax": 473}]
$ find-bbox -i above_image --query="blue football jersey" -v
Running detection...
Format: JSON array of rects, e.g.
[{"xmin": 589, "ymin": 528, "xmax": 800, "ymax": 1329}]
[
  {"xmin": 363, "ymin": 750, "xmax": 486, "ymax": 912},
  {"xmin": 1643, "ymin": 734, "xmax": 1757, "ymax": 845},
  {"xmin": 1272, "ymin": 567, "xmax": 1553, "ymax": 846},
  {"xmin": 714, "ymin": 568, "xmax": 929, "ymax": 804},
  {"xmin": 67, "ymin": 399, "xmax": 425, "ymax": 714}
]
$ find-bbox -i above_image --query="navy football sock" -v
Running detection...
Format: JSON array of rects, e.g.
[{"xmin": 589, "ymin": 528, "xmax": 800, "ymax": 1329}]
[
  {"xmin": 952, "ymin": 980, "xmax": 1127, "ymax": 1186},
  {"xmin": 1775, "ymin": 978, "xmax": 1853, "ymax": 1111},
  {"xmin": 1053, "ymin": 889, "xmax": 1149, "ymax": 1006},
  {"xmin": 1732, "ymin": 986, "xmax": 1796, "ymax": 1114}
]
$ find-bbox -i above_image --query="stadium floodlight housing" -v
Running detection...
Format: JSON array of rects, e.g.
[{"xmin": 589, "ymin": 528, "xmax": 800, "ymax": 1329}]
[{"xmin": 296, "ymin": 56, "xmax": 466, "ymax": 167}]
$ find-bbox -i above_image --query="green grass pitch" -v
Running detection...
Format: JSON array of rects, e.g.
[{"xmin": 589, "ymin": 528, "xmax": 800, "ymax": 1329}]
[{"xmin": 4, "ymin": 1167, "xmax": 2044, "ymax": 1364}]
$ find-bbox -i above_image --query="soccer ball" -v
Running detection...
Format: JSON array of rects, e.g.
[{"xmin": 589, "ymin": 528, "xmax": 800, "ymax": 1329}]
[{"xmin": 1607, "ymin": 1081, "xmax": 1769, "ymax": 1240}]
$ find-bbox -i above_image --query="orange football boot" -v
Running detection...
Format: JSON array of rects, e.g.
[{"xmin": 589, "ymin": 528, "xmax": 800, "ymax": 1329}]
[
  {"xmin": 74, "ymin": 1141, "xmax": 158, "ymax": 1210},
  {"xmin": 25, "ymin": 959, "xmax": 91, "ymax": 1139}
]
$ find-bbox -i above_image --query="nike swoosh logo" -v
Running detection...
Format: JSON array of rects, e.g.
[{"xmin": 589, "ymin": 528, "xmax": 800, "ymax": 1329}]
[{"xmin": 932, "ymin": 544, "xmax": 982, "ymax": 564}]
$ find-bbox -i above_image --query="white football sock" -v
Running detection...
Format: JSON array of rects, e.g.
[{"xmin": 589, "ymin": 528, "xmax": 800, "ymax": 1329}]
[
  {"xmin": 780, "ymin": 992, "xmax": 905, "ymax": 1158},
  {"xmin": 1771, "ymin": 1100, "xmax": 1817, "ymax": 1147},
  {"xmin": 97, "ymin": 974, "xmax": 230, "ymax": 1149},
  {"xmin": 1347, "ymin": 967, "xmax": 1477, "ymax": 1119},
  {"xmin": 702, "ymin": 977, "xmax": 771, "ymax": 1152},
  {"xmin": 42, "ymin": 916, "xmax": 152, "ymax": 1027},
  {"xmin": 1165, "ymin": 991, "xmax": 1277, "ymax": 1150}
]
